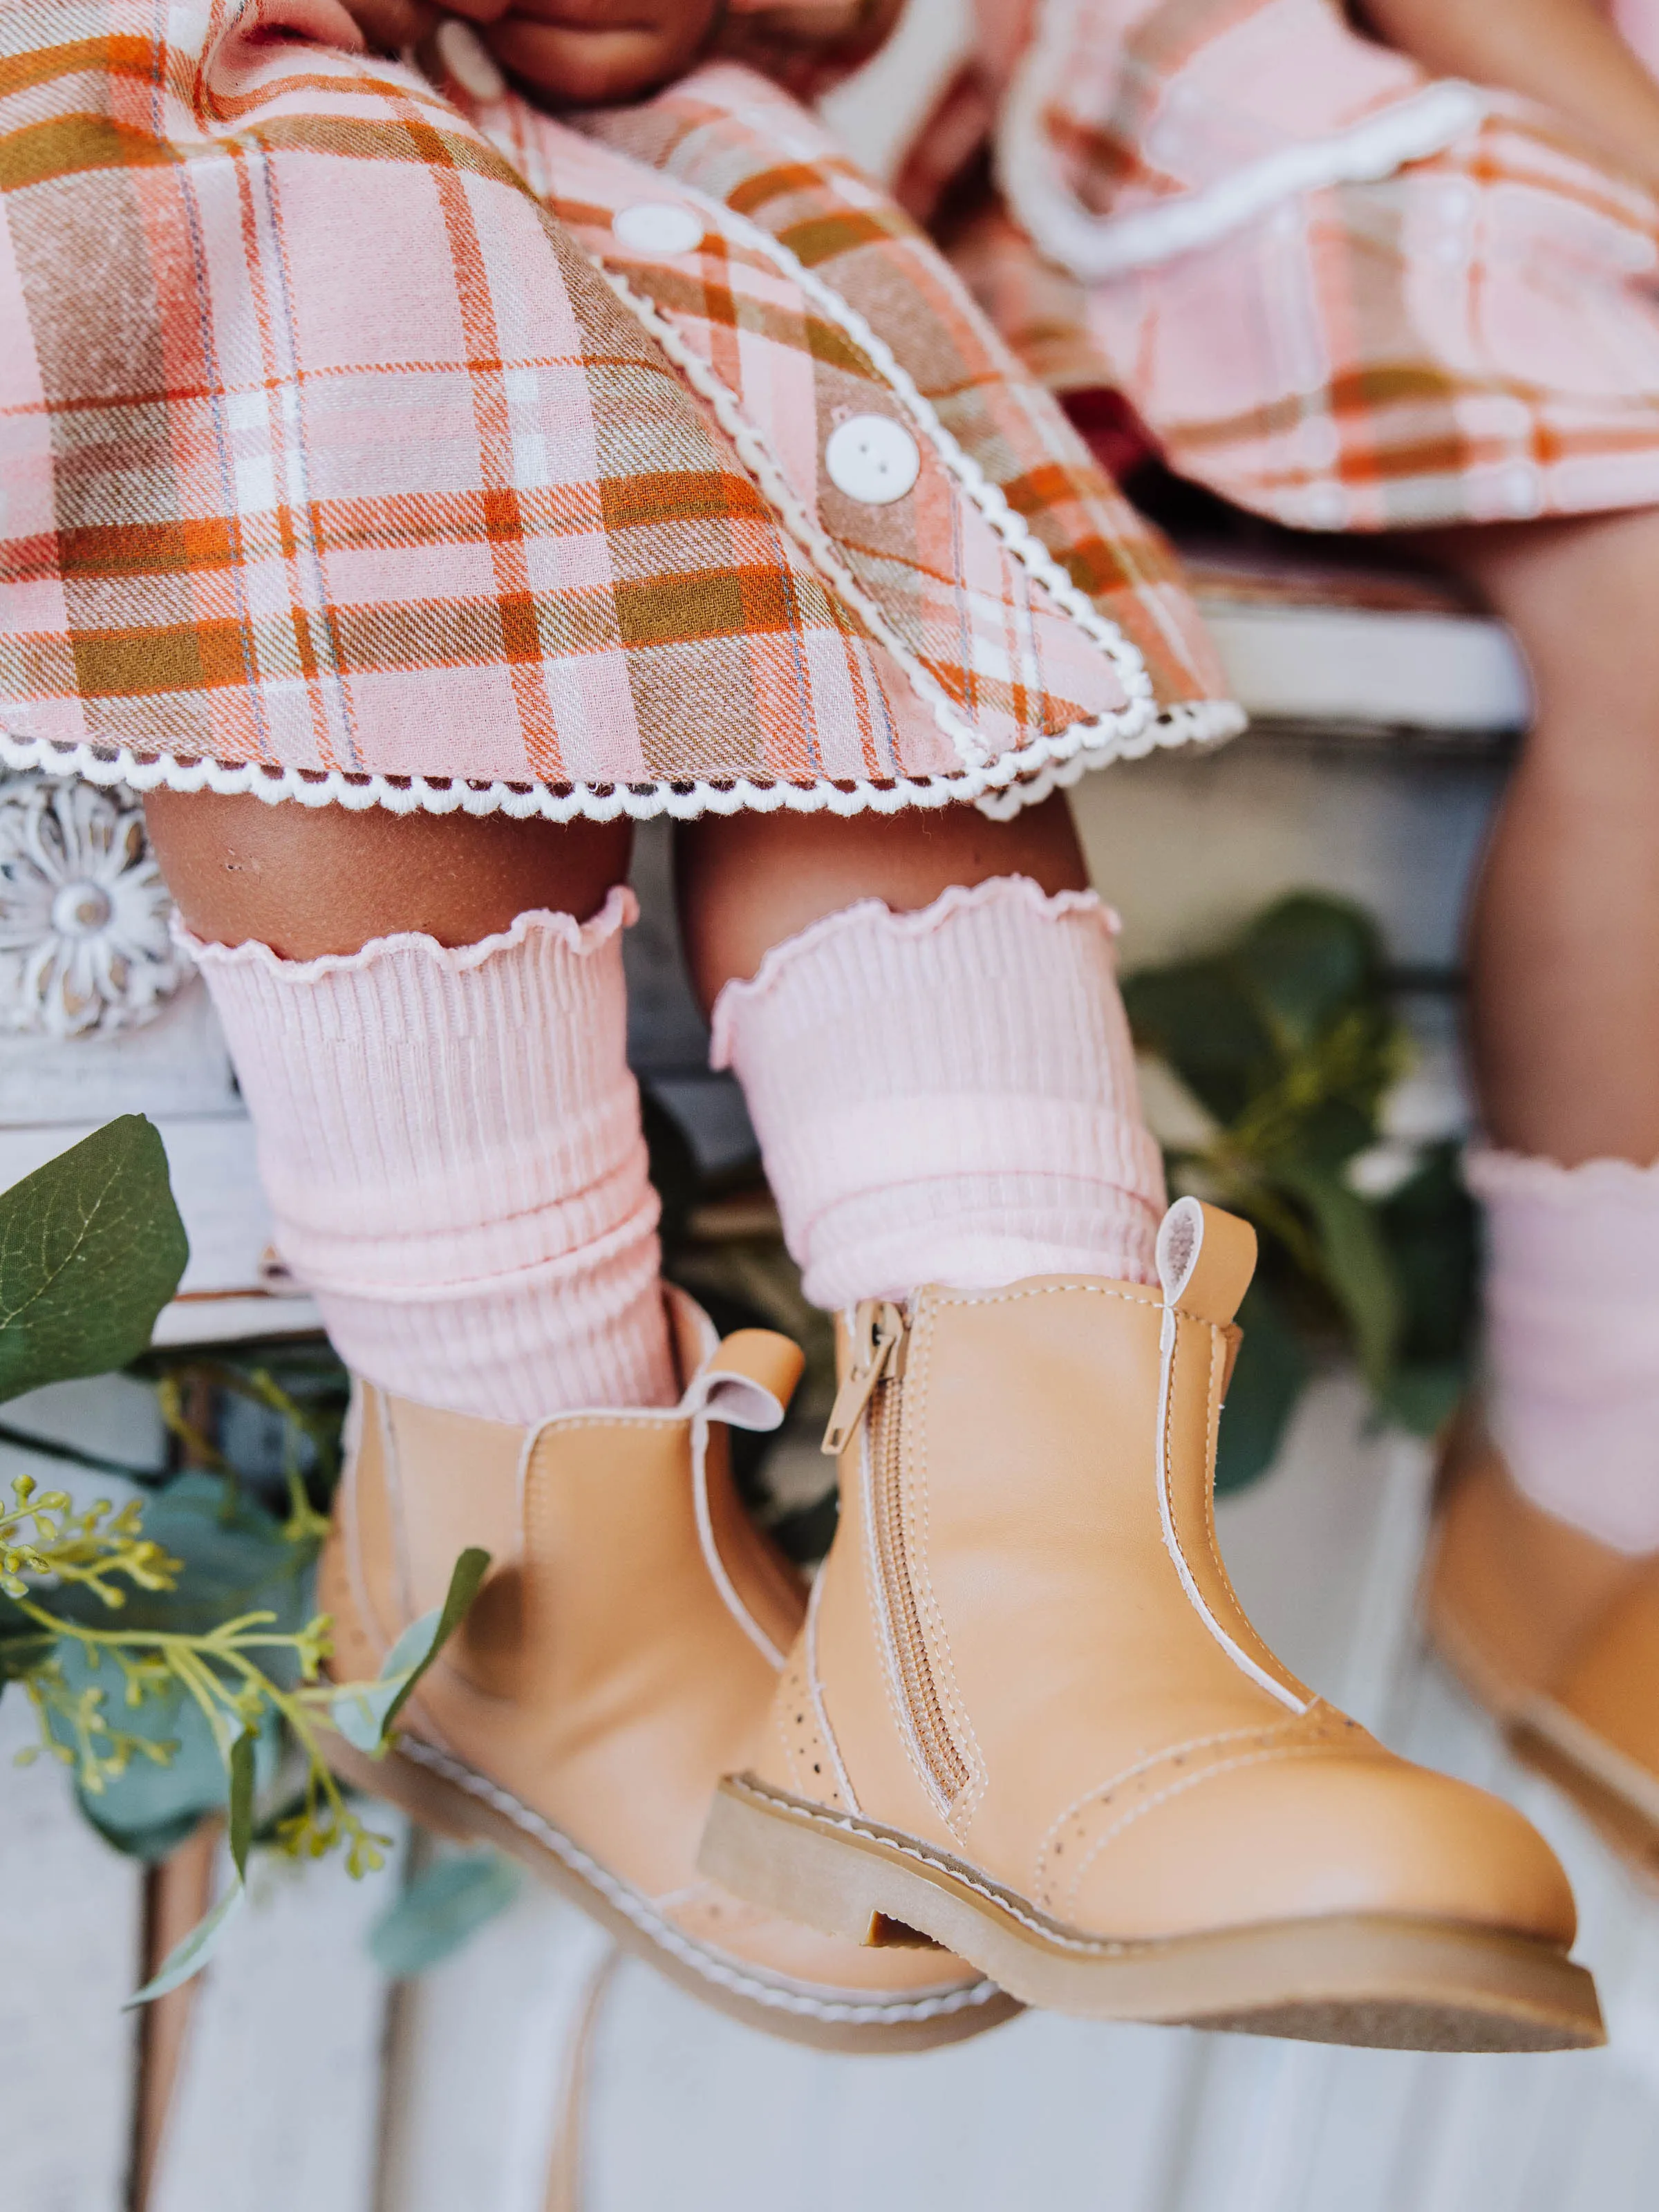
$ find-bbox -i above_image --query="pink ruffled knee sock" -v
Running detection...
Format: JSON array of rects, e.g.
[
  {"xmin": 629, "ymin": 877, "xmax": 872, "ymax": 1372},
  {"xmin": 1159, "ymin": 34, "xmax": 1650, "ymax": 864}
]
[
  {"xmin": 711, "ymin": 877, "xmax": 1166, "ymax": 1309},
  {"xmin": 185, "ymin": 888, "xmax": 677, "ymax": 1422},
  {"xmin": 1467, "ymin": 1147, "xmax": 1659, "ymax": 1554}
]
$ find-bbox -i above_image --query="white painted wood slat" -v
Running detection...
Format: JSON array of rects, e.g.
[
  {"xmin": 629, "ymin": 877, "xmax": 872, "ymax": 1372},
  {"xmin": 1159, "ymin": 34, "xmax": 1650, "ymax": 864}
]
[{"xmin": 148, "ymin": 1831, "xmax": 405, "ymax": 2212}]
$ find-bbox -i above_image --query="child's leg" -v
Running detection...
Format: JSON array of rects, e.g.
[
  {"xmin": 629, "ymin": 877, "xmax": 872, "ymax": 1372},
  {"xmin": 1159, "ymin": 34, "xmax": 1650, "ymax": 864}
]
[
  {"xmin": 687, "ymin": 802, "xmax": 1590, "ymax": 2041},
  {"xmin": 679, "ymin": 794, "xmax": 1165, "ymax": 1306},
  {"xmin": 1427, "ymin": 510, "xmax": 1659, "ymax": 1552},
  {"xmin": 144, "ymin": 792, "xmax": 676, "ymax": 1419}
]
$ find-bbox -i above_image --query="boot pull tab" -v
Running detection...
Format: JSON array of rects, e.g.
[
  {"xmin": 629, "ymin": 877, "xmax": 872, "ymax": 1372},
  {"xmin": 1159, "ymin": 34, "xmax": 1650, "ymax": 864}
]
[
  {"xmin": 684, "ymin": 1329, "xmax": 804, "ymax": 1674},
  {"xmin": 693, "ymin": 1329, "xmax": 804, "ymax": 1434},
  {"xmin": 1156, "ymin": 1198, "xmax": 1257, "ymax": 1328},
  {"xmin": 822, "ymin": 1300, "xmax": 907, "ymax": 1456}
]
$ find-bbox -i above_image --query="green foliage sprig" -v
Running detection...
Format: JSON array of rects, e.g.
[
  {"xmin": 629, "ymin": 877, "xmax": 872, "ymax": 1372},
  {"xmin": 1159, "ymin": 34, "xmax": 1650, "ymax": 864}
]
[
  {"xmin": 0, "ymin": 1118, "xmax": 486, "ymax": 1999},
  {"xmin": 1123, "ymin": 893, "xmax": 1477, "ymax": 1490}
]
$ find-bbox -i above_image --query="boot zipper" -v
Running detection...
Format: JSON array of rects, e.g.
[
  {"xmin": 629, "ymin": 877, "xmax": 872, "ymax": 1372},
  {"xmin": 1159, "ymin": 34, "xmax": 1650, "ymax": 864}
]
[
  {"xmin": 821, "ymin": 1300, "xmax": 907, "ymax": 1458},
  {"xmin": 823, "ymin": 1302, "xmax": 971, "ymax": 1811}
]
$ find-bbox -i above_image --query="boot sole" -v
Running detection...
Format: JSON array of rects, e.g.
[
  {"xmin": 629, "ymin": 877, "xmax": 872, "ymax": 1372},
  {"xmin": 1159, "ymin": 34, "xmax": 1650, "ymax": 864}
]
[
  {"xmin": 700, "ymin": 1773, "xmax": 1605, "ymax": 2052},
  {"xmin": 321, "ymin": 1730, "xmax": 1019, "ymax": 2054}
]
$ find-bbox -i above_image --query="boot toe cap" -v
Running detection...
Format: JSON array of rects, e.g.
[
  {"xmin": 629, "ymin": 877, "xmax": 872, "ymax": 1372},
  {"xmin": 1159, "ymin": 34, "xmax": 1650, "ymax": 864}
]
[{"xmin": 1062, "ymin": 1749, "xmax": 1577, "ymax": 1949}]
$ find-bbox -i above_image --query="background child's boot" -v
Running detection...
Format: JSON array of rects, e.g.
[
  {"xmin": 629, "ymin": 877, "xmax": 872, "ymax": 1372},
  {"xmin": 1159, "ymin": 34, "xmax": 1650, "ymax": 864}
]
[
  {"xmin": 700, "ymin": 1201, "xmax": 1603, "ymax": 2052},
  {"xmin": 318, "ymin": 1287, "xmax": 1018, "ymax": 2051},
  {"xmin": 1427, "ymin": 1430, "xmax": 1659, "ymax": 1886}
]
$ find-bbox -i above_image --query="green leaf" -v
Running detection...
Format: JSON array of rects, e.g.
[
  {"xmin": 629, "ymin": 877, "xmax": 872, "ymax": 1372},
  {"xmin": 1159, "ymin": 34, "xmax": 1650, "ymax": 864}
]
[
  {"xmin": 121, "ymin": 1724, "xmax": 258, "ymax": 2005},
  {"xmin": 48, "ymin": 1642, "xmax": 281, "ymax": 1858},
  {"xmin": 227, "ymin": 1725, "xmax": 255, "ymax": 1882},
  {"xmin": 0, "ymin": 1118, "xmax": 189, "ymax": 1405},
  {"xmin": 330, "ymin": 1547, "xmax": 490, "ymax": 1754},
  {"xmin": 368, "ymin": 1850, "xmax": 521, "ymax": 1979},
  {"xmin": 126, "ymin": 1880, "xmax": 245, "ymax": 2009},
  {"xmin": 1275, "ymin": 1161, "xmax": 1400, "ymax": 1389},
  {"xmin": 1237, "ymin": 895, "xmax": 1382, "ymax": 1049},
  {"xmin": 1123, "ymin": 960, "xmax": 1280, "ymax": 1128},
  {"xmin": 1376, "ymin": 1359, "xmax": 1465, "ymax": 1440},
  {"xmin": 1215, "ymin": 1278, "xmax": 1313, "ymax": 1494}
]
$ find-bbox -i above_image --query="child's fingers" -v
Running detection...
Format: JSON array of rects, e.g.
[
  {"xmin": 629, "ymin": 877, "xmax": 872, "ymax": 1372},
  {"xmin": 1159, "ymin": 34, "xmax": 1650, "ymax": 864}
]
[{"xmin": 338, "ymin": 0, "xmax": 440, "ymax": 51}]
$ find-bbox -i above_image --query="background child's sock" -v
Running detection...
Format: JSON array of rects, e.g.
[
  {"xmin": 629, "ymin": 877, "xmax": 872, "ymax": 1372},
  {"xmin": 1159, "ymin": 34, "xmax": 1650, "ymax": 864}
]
[
  {"xmin": 185, "ymin": 889, "xmax": 676, "ymax": 1421},
  {"xmin": 1468, "ymin": 1146, "xmax": 1659, "ymax": 1553},
  {"xmin": 711, "ymin": 876, "xmax": 1165, "ymax": 1309}
]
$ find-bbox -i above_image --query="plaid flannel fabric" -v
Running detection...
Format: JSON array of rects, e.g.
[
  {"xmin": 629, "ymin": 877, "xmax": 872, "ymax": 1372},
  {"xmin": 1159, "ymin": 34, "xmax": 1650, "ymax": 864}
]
[
  {"xmin": 0, "ymin": 1, "xmax": 1233, "ymax": 823},
  {"xmin": 958, "ymin": 0, "xmax": 1659, "ymax": 533}
]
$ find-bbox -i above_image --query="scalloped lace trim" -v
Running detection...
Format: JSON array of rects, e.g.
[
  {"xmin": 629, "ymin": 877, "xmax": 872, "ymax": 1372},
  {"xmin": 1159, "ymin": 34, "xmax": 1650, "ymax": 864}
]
[
  {"xmin": 174, "ymin": 882, "xmax": 637, "ymax": 981},
  {"xmin": 709, "ymin": 874, "xmax": 1118, "ymax": 1067},
  {"xmin": 1000, "ymin": 0, "xmax": 1490, "ymax": 282},
  {"xmin": 0, "ymin": 697, "xmax": 1242, "ymax": 826},
  {"xmin": 1465, "ymin": 1145, "xmax": 1659, "ymax": 1202}
]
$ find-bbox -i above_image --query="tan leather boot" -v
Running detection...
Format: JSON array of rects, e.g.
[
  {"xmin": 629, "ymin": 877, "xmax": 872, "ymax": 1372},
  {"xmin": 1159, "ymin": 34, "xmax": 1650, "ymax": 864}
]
[
  {"xmin": 317, "ymin": 1288, "xmax": 1016, "ymax": 2050},
  {"xmin": 698, "ymin": 1201, "xmax": 1604, "ymax": 2050},
  {"xmin": 1425, "ymin": 1424, "xmax": 1659, "ymax": 1887}
]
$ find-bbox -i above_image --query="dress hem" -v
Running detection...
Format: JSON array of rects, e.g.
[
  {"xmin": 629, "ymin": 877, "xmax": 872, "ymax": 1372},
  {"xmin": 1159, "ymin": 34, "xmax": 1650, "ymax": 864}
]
[{"xmin": 0, "ymin": 700, "xmax": 1245, "ymax": 825}]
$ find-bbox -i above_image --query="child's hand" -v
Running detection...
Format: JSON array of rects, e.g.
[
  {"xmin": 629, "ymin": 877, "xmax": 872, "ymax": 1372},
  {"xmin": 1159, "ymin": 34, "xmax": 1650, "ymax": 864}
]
[
  {"xmin": 337, "ymin": 0, "xmax": 512, "ymax": 60},
  {"xmin": 337, "ymin": 1, "xmax": 894, "ymax": 109}
]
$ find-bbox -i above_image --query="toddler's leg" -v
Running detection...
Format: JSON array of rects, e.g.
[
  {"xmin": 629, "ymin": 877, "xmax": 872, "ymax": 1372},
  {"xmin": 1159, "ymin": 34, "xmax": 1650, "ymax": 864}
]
[
  {"xmin": 686, "ymin": 802, "xmax": 1591, "ymax": 2048},
  {"xmin": 144, "ymin": 796, "xmax": 1009, "ymax": 2041},
  {"xmin": 678, "ymin": 795, "xmax": 1164, "ymax": 1304},
  {"xmin": 1430, "ymin": 510, "xmax": 1659, "ymax": 1553},
  {"xmin": 144, "ymin": 792, "xmax": 675, "ymax": 1419}
]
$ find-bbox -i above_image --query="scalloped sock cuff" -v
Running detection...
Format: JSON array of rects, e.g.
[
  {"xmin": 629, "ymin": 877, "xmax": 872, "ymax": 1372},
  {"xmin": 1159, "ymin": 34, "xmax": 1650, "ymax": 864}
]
[
  {"xmin": 711, "ymin": 876, "xmax": 1166, "ymax": 1309},
  {"xmin": 1468, "ymin": 1145, "xmax": 1659, "ymax": 1553},
  {"xmin": 182, "ymin": 888, "xmax": 677, "ymax": 1421}
]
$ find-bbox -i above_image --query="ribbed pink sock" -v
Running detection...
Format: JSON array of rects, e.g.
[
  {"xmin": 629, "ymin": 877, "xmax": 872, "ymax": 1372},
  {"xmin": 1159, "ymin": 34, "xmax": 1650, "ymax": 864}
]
[
  {"xmin": 185, "ymin": 888, "xmax": 677, "ymax": 1422},
  {"xmin": 711, "ymin": 877, "xmax": 1165, "ymax": 1309},
  {"xmin": 1468, "ymin": 1146, "xmax": 1659, "ymax": 1553}
]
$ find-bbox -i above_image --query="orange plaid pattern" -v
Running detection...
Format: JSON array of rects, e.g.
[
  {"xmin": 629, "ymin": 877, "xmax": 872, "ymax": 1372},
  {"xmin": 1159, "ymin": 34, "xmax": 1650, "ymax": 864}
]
[
  {"xmin": 0, "ymin": 2, "xmax": 1234, "ymax": 823},
  {"xmin": 955, "ymin": 0, "xmax": 1659, "ymax": 533}
]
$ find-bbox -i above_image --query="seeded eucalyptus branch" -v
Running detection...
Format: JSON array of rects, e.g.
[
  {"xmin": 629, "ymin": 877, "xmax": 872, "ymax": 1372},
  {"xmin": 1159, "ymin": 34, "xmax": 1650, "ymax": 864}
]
[{"xmin": 0, "ymin": 1118, "xmax": 486, "ymax": 1999}]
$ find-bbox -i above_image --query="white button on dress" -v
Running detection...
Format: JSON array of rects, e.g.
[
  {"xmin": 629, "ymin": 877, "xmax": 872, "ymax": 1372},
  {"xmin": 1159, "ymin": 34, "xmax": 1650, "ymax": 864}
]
[
  {"xmin": 824, "ymin": 414, "xmax": 921, "ymax": 505},
  {"xmin": 611, "ymin": 203, "xmax": 706, "ymax": 257}
]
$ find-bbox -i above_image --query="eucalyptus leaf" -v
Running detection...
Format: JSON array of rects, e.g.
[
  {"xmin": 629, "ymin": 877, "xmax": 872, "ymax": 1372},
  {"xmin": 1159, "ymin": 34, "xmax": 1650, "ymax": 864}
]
[
  {"xmin": 0, "ymin": 1118, "xmax": 188, "ymax": 1405},
  {"xmin": 126, "ymin": 1879, "xmax": 245, "ymax": 2008},
  {"xmin": 50, "ymin": 1640, "xmax": 281, "ymax": 1857},
  {"xmin": 368, "ymin": 1849, "xmax": 521, "ymax": 1979},
  {"xmin": 227, "ymin": 1725, "xmax": 255, "ymax": 1881},
  {"xmin": 330, "ymin": 1547, "xmax": 490, "ymax": 1754},
  {"xmin": 120, "ymin": 1725, "xmax": 258, "ymax": 2006}
]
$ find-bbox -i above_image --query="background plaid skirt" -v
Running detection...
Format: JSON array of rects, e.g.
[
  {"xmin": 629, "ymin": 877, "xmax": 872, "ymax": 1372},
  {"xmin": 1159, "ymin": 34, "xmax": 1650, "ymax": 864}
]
[
  {"xmin": 0, "ymin": 2, "xmax": 1232, "ymax": 825},
  {"xmin": 959, "ymin": 0, "xmax": 1659, "ymax": 534}
]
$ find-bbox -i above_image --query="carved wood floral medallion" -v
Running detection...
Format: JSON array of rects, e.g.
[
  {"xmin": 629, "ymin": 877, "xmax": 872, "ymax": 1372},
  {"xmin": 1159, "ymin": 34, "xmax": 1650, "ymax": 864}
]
[{"xmin": 0, "ymin": 776, "xmax": 187, "ymax": 1038}]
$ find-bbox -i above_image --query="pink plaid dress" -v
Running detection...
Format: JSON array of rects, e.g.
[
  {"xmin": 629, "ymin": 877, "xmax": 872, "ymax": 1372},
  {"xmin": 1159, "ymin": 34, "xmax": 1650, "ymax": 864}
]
[
  {"xmin": 0, "ymin": 1, "xmax": 1232, "ymax": 825},
  {"xmin": 950, "ymin": 0, "xmax": 1659, "ymax": 532}
]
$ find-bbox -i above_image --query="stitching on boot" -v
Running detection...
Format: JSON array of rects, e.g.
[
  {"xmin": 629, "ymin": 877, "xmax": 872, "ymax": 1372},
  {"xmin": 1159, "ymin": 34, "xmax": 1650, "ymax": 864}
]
[
  {"xmin": 1060, "ymin": 1740, "xmax": 1365, "ymax": 1919},
  {"xmin": 1032, "ymin": 1716, "xmax": 1311, "ymax": 1904},
  {"xmin": 393, "ymin": 1740, "xmax": 1002, "ymax": 2023}
]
